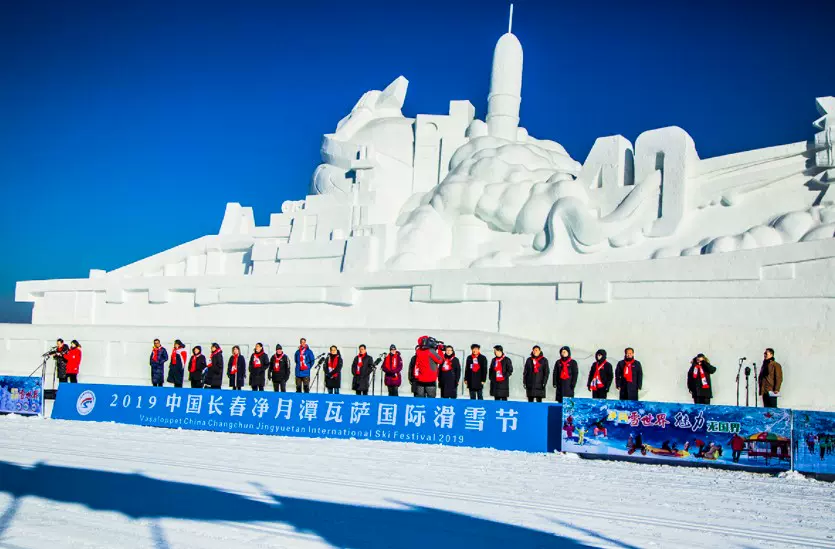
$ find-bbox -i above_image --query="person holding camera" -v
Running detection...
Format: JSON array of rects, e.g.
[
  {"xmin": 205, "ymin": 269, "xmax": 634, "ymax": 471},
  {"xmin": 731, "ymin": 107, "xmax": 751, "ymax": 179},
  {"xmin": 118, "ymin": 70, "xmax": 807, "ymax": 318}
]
[
  {"xmin": 324, "ymin": 345, "xmax": 343, "ymax": 394},
  {"xmin": 412, "ymin": 336, "xmax": 444, "ymax": 398},
  {"xmin": 438, "ymin": 345, "xmax": 461, "ymax": 399},
  {"xmin": 188, "ymin": 346, "xmax": 206, "ymax": 389},
  {"xmin": 759, "ymin": 348, "xmax": 783, "ymax": 408},
  {"xmin": 351, "ymin": 344, "xmax": 374, "ymax": 396},
  {"xmin": 167, "ymin": 339, "xmax": 187, "ymax": 388},
  {"xmin": 249, "ymin": 343, "xmax": 268, "ymax": 392},
  {"xmin": 51, "ymin": 338, "xmax": 70, "ymax": 383},
  {"xmin": 464, "ymin": 344, "xmax": 488, "ymax": 400},
  {"xmin": 268, "ymin": 344, "xmax": 291, "ymax": 392},
  {"xmin": 687, "ymin": 353, "xmax": 716, "ymax": 405},
  {"xmin": 489, "ymin": 345, "xmax": 513, "ymax": 401},
  {"xmin": 149, "ymin": 339, "xmax": 169, "ymax": 387},
  {"xmin": 381, "ymin": 345, "xmax": 403, "ymax": 397},
  {"xmin": 62, "ymin": 340, "xmax": 82, "ymax": 383},
  {"xmin": 523, "ymin": 345, "xmax": 549, "ymax": 403},
  {"xmin": 227, "ymin": 345, "xmax": 246, "ymax": 390}
]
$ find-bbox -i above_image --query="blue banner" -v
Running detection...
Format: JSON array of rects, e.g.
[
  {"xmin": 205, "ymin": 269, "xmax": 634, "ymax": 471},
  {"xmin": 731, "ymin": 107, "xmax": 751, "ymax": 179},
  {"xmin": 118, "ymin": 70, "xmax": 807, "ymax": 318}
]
[
  {"xmin": 561, "ymin": 398, "xmax": 792, "ymax": 471},
  {"xmin": 792, "ymin": 410, "xmax": 835, "ymax": 476},
  {"xmin": 0, "ymin": 376, "xmax": 42, "ymax": 416},
  {"xmin": 53, "ymin": 384, "xmax": 557, "ymax": 453}
]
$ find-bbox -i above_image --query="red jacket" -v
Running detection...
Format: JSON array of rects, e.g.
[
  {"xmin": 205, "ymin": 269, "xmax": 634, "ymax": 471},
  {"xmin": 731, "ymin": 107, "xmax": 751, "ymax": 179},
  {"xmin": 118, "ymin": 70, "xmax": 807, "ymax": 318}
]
[
  {"xmin": 413, "ymin": 347, "xmax": 444, "ymax": 384},
  {"xmin": 63, "ymin": 348, "xmax": 82, "ymax": 375}
]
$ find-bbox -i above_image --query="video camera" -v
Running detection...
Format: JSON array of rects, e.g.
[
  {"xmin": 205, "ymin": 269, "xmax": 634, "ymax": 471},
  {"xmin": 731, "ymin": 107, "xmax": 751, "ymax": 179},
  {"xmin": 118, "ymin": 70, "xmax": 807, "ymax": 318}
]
[{"xmin": 420, "ymin": 336, "xmax": 444, "ymax": 350}]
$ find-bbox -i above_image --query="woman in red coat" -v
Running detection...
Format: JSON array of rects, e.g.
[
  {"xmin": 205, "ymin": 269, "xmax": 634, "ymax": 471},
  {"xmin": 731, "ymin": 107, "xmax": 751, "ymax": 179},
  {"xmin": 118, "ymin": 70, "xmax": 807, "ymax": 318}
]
[{"xmin": 62, "ymin": 340, "xmax": 82, "ymax": 383}]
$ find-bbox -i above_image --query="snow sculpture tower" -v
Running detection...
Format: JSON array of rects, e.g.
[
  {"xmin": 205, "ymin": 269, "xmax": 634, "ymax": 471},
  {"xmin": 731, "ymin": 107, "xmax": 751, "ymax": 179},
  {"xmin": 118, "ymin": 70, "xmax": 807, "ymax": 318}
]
[{"xmin": 486, "ymin": 4, "xmax": 523, "ymax": 142}]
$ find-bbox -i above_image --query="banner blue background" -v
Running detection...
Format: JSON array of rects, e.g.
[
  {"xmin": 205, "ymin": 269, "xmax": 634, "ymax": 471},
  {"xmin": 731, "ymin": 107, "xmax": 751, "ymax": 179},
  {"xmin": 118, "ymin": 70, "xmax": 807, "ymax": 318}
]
[
  {"xmin": 561, "ymin": 398, "xmax": 793, "ymax": 471},
  {"xmin": 53, "ymin": 384, "xmax": 557, "ymax": 453},
  {"xmin": 0, "ymin": 376, "xmax": 42, "ymax": 416},
  {"xmin": 792, "ymin": 409, "xmax": 835, "ymax": 476}
]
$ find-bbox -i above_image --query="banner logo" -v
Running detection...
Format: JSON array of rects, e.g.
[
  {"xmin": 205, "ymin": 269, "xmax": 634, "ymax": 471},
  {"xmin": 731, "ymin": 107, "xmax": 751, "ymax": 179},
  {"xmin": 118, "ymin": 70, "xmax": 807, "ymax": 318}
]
[{"xmin": 76, "ymin": 390, "xmax": 96, "ymax": 415}]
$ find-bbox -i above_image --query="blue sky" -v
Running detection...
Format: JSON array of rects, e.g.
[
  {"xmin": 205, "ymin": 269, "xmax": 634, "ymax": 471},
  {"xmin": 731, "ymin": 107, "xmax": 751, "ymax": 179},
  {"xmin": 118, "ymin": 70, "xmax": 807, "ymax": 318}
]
[{"xmin": 1, "ymin": 0, "xmax": 833, "ymax": 322}]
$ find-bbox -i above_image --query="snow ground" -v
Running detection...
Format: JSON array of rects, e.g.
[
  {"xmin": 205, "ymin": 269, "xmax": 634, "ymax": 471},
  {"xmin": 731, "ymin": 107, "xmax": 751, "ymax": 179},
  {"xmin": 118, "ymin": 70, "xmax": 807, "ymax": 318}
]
[{"xmin": 0, "ymin": 415, "xmax": 833, "ymax": 549}]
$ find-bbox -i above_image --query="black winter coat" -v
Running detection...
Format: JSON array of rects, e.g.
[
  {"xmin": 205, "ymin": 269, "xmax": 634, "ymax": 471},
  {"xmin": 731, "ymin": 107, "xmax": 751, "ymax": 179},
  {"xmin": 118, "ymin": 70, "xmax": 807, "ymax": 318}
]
[
  {"xmin": 227, "ymin": 354, "xmax": 246, "ymax": 387},
  {"xmin": 489, "ymin": 356, "xmax": 513, "ymax": 398},
  {"xmin": 168, "ymin": 349, "xmax": 185, "ymax": 385},
  {"xmin": 438, "ymin": 356, "xmax": 461, "ymax": 398},
  {"xmin": 552, "ymin": 358, "xmax": 579, "ymax": 399},
  {"xmin": 408, "ymin": 356, "xmax": 417, "ymax": 394},
  {"xmin": 268, "ymin": 353, "xmax": 291, "ymax": 384},
  {"xmin": 324, "ymin": 354, "xmax": 343, "ymax": 389},
  {"xmin": 53, "ymin": 343, "xmax": 70, "ymax": 380},
  {"xmin": 464, "ymin": 354, "xmax": 488, "ymax": 391},
  {"xmin": 523, "ymin": 356, "xmax": 550, "ymax": 398},
  {"xmin": 615, "ymin": 359, "xmax": 643, "ymax": 400},
  {"xmin": 687, "ymin": 362, "xmax": 716, "ymax": 399},
  {"xmin": 249, "ymin": 351, "xmax": 269, "ymax": 387},
  {"xmin": 351, "ymin": 354, "xmax": 374, "ymax": 392},
  {"xmin": 205, "ymin": 351, "xmax": 224, "ymax": 387},
  {"xmin": 586, "ymin": 360, "xmax": 614, "ymax": 393},
  {"xmin": 188, "ymin": 354, "xmax": 207, "ymax": 383}
]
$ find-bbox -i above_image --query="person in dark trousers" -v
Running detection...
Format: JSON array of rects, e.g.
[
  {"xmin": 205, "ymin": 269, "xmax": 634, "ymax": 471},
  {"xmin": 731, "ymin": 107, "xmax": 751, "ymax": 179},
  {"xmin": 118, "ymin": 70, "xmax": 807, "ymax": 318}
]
[
  {"xmin": 188, "ymin": 346, "xmax": 206, "ymax": 389},
  {"xmin": 730, "ymin": 433, "xmax": 745, "ymax": 463},
  {"xmin": 412, "ymin": 336, "xmax": 444, "ymax": 398},
  {"xmin": 249, "ymin": 343, "xmax": 268, "ymax": 391},
  {"xmin": 294, "ymin": 338, "xmax": 315, "ymax": 393},
  {"xmin": 489, "ymin": 345, "xmax": 513, "ymax": 401},
  {"xmin": 149, "ymin": 339, "xmax": 168, "ymax": 387},
  {"xmin": 324, "ymin": 345, "xmax": 343, "ymax": 394},
  {"xmin": 351, "ymin": 344, "xmax": 374, "ymax": 396},
  {"xmin": 62, "ymin": 340, "xmax": 82, "ymax": 383},
  {"xmin": 465, "ymin": 344, "xmax": 488, "ymax": 400},
  {"xmin": 552, "ymin": 346, "xmax": 578, "ymax": 403},
  {"xmin": 268, "ymin": 344, "xmax": 291, "ymax": 392},
  {"xmin": 523, "ymin": 345, "xmax": 549, "ymax": 402},
  {"xmin": 408, "ymin": 355, "xmax": 418, "ymax": 396},
  {"xmin": 587, "ymin": 349, "xmax": 614, "ymax": 399},
  {"xmin": 51, "ymin": 338, "xmax": 70, "ymax": 383},
  {"xmin": 227, "ymin": 345, "xmax": 246, "ymax": 390},
  {"xmin": 381, "ymin": 344, "xmax": 403, "ymax": 397},
  {"xmin": 204, "ymin": 343, "xmax": 224, "ymax": 389},
  {"xmin": 615, "ymin": 347, "xmax": 643, "ymax": 401},
  {"xmin": 687, "ymin": 353, "xmax": 716, "ymax": 405},
  {"xmin": 168, "ymin": 339, "xmax": 186, "ymax": 388},
  {"xmin": 758, "ymin": 348, "xmax": 783, "ymax": 408},
  {"xmin": 438, "ymin": 345, "xmax": 461, "ymax": 399}
]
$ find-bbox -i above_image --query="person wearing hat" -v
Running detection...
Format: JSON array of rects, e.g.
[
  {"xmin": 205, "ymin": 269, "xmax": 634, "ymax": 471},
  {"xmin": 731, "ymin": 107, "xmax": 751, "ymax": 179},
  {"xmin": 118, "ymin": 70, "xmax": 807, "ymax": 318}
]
[
  {"xmin": 227, "ymin": 345, "xmax": 246, "ymax": 390},
  {"xmin": 523, "ymin": 345, "xmax": 550, "ymax": 402},
  {"xmin": 489, "ymin": 345, "xmax": 513, "ymax": 401},
  {"xmin": 168, "ymin": 339, "xmax": 187, "ymax": 387},
  {"xmin": 553, "ymin": 346, "xmax": 578, "ymax": 403},
  {"xmin": 465, "ymin": 344, "xmax": 488, "ymax": 399},
  {"xmin": 438, "ymin": 345, "xmax": 462, "ymax": 399},
  {"xmin": 382, "ymin": 344, "xmax": 403, "ymax": 397},
  {"xmin": 324, "ymin": 345, "xmax": 343, "ymax": 394},
  {"xmin": 205, "ymin": 343, "xmax": 224, "ymax": 389},
  {"xmin": 587, "ymin": 349, "xmax": 613, "ymax": 399},
  {"xmin": 269, "ymin": 344, "xmax": 291, "ymax": 392}
]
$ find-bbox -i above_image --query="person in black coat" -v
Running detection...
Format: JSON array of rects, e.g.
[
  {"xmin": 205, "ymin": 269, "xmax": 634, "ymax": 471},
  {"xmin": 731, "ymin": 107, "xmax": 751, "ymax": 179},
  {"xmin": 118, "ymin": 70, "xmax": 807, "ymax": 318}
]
[
  {"xmin": 523, "ymin": 345, "xmax": 550, "ymax": 402},
  {"xmin": 187, "ymin": 346, "xmax": 206, "ymax": 389},
  {"xmin": 249, "ymin": 342, "xmax": 268, "ymax": 391},
  {"xmin": 204, "ymin": 343, "xmax": 224, "ymax": 389},
  {"xmin": 351, "ymin": 344, "xmax": 374, "ymax": 395},
  {"xmin": 149, "ymin": 339, "xmax": 169, "ymax": 387},
  {"xmin": 51, "ymin": 339, "xmax": 70, "ymax": 383},
  {"xmin": 464, "ymin": 344, "xmax": 488, "ymax": 400},
  {"xmin": 438, "ymin": 345, "xmax": 461, "ymax": 398},
  {"xmin": 552, "ymin": 346, "xmax": 579, "ymax": 403},
  {"xmin": 227, "ymin": 345, "xmax": 246, "ymax": 390},
  {"xmin": 268, "ymin": 344, "xmax": 291, "ymax": 392},
  {"xmin": 615, "ymin": 347, "xmax": 643, "ymax": 401},
  {"xmin": 489, "ymin": 345, "xmax": 513, "ymax": 401},
  {"xmin": 587, "ymin": 349, "xmax": 614, "ymax": 399},
  {"xmin": 687, "ymin": 353, "xmax": 716, "ymax": 405},
  {"xmin": 407, "ymin": 355, "xmax": 418, "ymax": 396},
  {"xmin": 324, "ymin": 345, "xmax": 343, "ymax": 394},
  {"xmin": 167, "ymin": 339, "xmax": 186, "ymax": 388}
]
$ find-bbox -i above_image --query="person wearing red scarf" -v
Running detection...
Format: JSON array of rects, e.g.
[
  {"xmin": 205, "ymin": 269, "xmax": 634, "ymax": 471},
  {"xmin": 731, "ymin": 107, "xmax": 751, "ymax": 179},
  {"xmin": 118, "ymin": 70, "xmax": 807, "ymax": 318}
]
[
  {"xmin": 381, "ymin": 345, "xmax": 403, "ymax": 397},
  {"xmin": 268, "ymin": 344, "xmax": 291, "ymax": 392},
  {"xmin": 687, "ymin": 353, "xmax": 716, "ymax": 405},
  {"xmin": 149, "ymin": 339, "xmax": 169, "ymax": 387},
  {"xmin": 489, "ymin": 345, "xmax": 513, "ymax": 401},
  {"xmin": 188, "ymin": 346, "xmax": 206, "ymax": 389},
  {"xmin": 227, "ymin": 345, "xmax": 246, "ymax": 390},
  {"xmin": 464, "ymin": 344, "xmax": 489, "ymax": 400},
  {"xmin": 586, "ymin": 349, "xmax": 614, "ymax": 399},
  {"xmin": 249, "ymin": 343, "xmax": 268, "ymax": 391},
  {"xmin": 411, "ymin": 336, "xmax": 444, "ymax": 398},
  {"xmin": 204, "ymin": 343, "xmax": 224, "ymax": 389},
  {"xmin": 351, "ymin": 344, "xmax": 374, "ymax": 395},
  {"xmin": 552, "ymin": 346, "xmax": 578, "ymax": 403},
  {"xmin": 324, "ymin": 345, "xmax": 343, "ymax": 394},
  {"xmin": 615, "ymin": 347, "xmax": 643, "ymax": 401},
  {"xmin": 523, "ymin": 345, "xmax": 550, "ymax": 402},
  {"xmin": 438, "ymin": 346, "xmax": 462, "ymax": 398},
  {"xmin": 167, "ymin": 339, "xmax": 187, "ymax": 387}
]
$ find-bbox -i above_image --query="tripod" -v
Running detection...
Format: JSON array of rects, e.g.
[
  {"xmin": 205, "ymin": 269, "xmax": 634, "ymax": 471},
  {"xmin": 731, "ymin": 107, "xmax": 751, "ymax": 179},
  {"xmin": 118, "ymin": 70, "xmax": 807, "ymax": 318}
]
[{"xmin": 372, "ymin": 353, "xmax": 385, "ymax": 396}]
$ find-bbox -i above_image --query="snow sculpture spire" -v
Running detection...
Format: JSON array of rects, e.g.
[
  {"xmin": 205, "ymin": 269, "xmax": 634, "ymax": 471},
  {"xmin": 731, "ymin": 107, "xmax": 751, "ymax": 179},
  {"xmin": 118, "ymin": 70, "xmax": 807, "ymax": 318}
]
[{"xmin": 487, "ymin": 5, "xmax": 523, "ymax": 141}]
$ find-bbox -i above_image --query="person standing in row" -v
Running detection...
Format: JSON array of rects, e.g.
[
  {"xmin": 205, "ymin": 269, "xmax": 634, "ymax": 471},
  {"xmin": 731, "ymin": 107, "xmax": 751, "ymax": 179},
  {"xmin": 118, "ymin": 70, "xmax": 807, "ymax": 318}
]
[
  {"xmin": 205, "ymin": 343, "xmax": 224, "ymax": 389},
  {"xmin": 227, "ymin": 345, "xmax": 246, "ymax": 390},
  {"xmin": 269, "ymin": 344, "xmax": 291, "ymax": 392},
  {"xmin": 188, "ymin": 346, "xmax": 206, "ymax": 389},
  {"xmin": 149, "ymin": 339, "xmax": 168, "ymax": 387},
  {"xmin": 381, "ymin": 344, "xmax": 403, "ymax": 397},
  {"xmin": 465, "ymin": 344, "xmax": 488, "ymax": 400},
  {"xmin": 408, "ymin": 355, "xmax": 418, "ymax": 397},
  {"xmin": 351, "ymin": 344, "xmax": 373, "ymax": 396},
  {"xmin": 489, "ymin": 345, "xmax": 512, "ymax": 401},
  {"xmin": 52, "ymin": 338, "xmax": 70, "ymax": 383},
  {"xmin": 616, "ymin": 347, "xmax": 643, "ymax": 401},
  {"xmin": 168, "ymin": 340, "xmax": 187, "ymax": 388},
  {"xmin": 324, "ymin": 345, "xmax": 343, "ymax": 394},
  {"xmin": 587, "ymin": 349, "xmax": 613, "ymax": 399},
  {"xmin": 413, "ymin": 336, "xmax": 444, "ymax": 398},
  {"xmin": 438, "ymin": 345, "xmax": 461, "ymax": 399},
  {"xmin": 249, "ymin": 343, "xmax": 268, "ymax": 391},
  {"xmin": 523, "ymin": 345, "xmax": 549, "ymax": 403},
  {"xmin": 553, "ymin": 346, "xmax": 578, "ymax": 403},
  {"xmin": 759, "ymin": 348, "xmax": 783, "ymax": 408},
  {"xmin": 62, "ymin": 340, "xmax": 82, "ymax": 383},
  {"xmin": 687, "ymin": 353, "xmax": 716, "ymax": 405},
  {"xmin": 295, "ymin": 338, "xmax": 315, "ymax": 393}
]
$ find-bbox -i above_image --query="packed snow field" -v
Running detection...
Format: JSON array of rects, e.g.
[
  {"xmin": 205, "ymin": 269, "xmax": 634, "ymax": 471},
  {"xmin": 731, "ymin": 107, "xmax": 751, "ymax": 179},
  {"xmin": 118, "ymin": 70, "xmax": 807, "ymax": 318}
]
[{"xmin": 1, "ymin": 416, "xmax": 833, "ymax": 549}]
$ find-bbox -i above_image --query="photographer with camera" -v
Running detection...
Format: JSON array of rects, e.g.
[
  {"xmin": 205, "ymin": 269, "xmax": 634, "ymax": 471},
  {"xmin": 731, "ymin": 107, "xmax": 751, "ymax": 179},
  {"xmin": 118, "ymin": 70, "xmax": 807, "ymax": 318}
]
[
  {"xmin": 351, "ymin": 344, "xmax": 374, "ymax": 395},
  {"xmin": 49, "ymin": 339, "xmax": 70, "ymax": 383},
  {"xmin": 412, "ymin": 336, "xmax": 444, "ymax": 398}
]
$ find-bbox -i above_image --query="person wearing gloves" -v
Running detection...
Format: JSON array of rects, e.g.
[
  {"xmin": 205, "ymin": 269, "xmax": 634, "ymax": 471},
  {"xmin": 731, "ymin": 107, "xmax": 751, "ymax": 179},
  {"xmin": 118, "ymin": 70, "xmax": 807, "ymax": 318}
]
[
  {"xmin": 249, "ymin": 343, "xmax": 268, "ymax": 392},
  {"xmin": 149, "ymin": 339, "xmax": 169, "ymax": 387},
  {"xmin": 188, "ymin": 346, "xmax": 206, "ymax": 389},
  {"xmin": 168, "ymin": 340, "xmax": 187, "ymax": 388},
  {"xmin": 587, "ymin": 349, "xmax": 614, "ymax": 399},
  {"xmin": 204, "ymin": 343, "xmax": 224, "ymax": 389},
  {"xmin": 227, "ymin": 345, "xmax": 246, "ymax": 390},
  {"xmin": 324, "ymin": 345, "xmax": 343, "ymax": 394},
  {"xmin": 269, "ymin": 344, "xmax": 291, "ymax": 392},
  {"xmin": 381, "ymin": 345, "xmax": 403, "ymax": 397},
  {"xmin": 523, "ymin": 345, "xmax": 549, "ymax": 402},
  {"xmin": 552, "ymin": 346, "xmax": 578, "ymax": 403},
  {"xmin": 351, "ymin": 344, "xmax": 374, "ymax": 396},
  {"xmin": 294, "ymin": 338, "xmax": 315, "ymax": 393},
  {"xmin": 438, "ymin": 345, "xmax": 462, "ymax": 399},
  {"xmin": 687, "ymin": 353, "xmax": 716, "ymax": 405},
  {"xmin": 489, "ymin": 345, "xmax": 513, "ymax": 401}
]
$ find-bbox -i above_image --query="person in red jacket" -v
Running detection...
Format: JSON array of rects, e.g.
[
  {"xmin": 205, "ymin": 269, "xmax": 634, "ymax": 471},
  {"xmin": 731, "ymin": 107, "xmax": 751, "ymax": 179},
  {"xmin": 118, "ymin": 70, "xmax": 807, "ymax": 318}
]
[
  {"xmin": 730, "ymin": 433, "xmax": 745, "ymax": 463},
  {"xmin": 412, "ymin": 336, "xmax": 444, "ymax": 398},
  {"xmin": 381, "ymin": 344, "xmax": 403, "ymax": 397},
  {"xmin": 62, "ymin": 340, "xmax": 82, "ymax": 383}
]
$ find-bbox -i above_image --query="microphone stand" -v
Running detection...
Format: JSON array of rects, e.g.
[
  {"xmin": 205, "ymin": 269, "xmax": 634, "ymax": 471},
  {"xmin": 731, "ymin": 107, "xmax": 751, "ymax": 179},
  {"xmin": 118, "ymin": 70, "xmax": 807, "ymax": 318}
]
[
  {"xmin": 735, "ymin": 358, "xmax": 744, "ymax": 407},
  {"xmin": 744, "ymin": 367, "xmax": 751, "ymax": 407},
  {"xmin": 311, "ymin": 356, "xmax": 325, "ymax": 394},
  {"xmin": 753, "ymin": 361, "xmax": 759, "ymax": 408}
]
